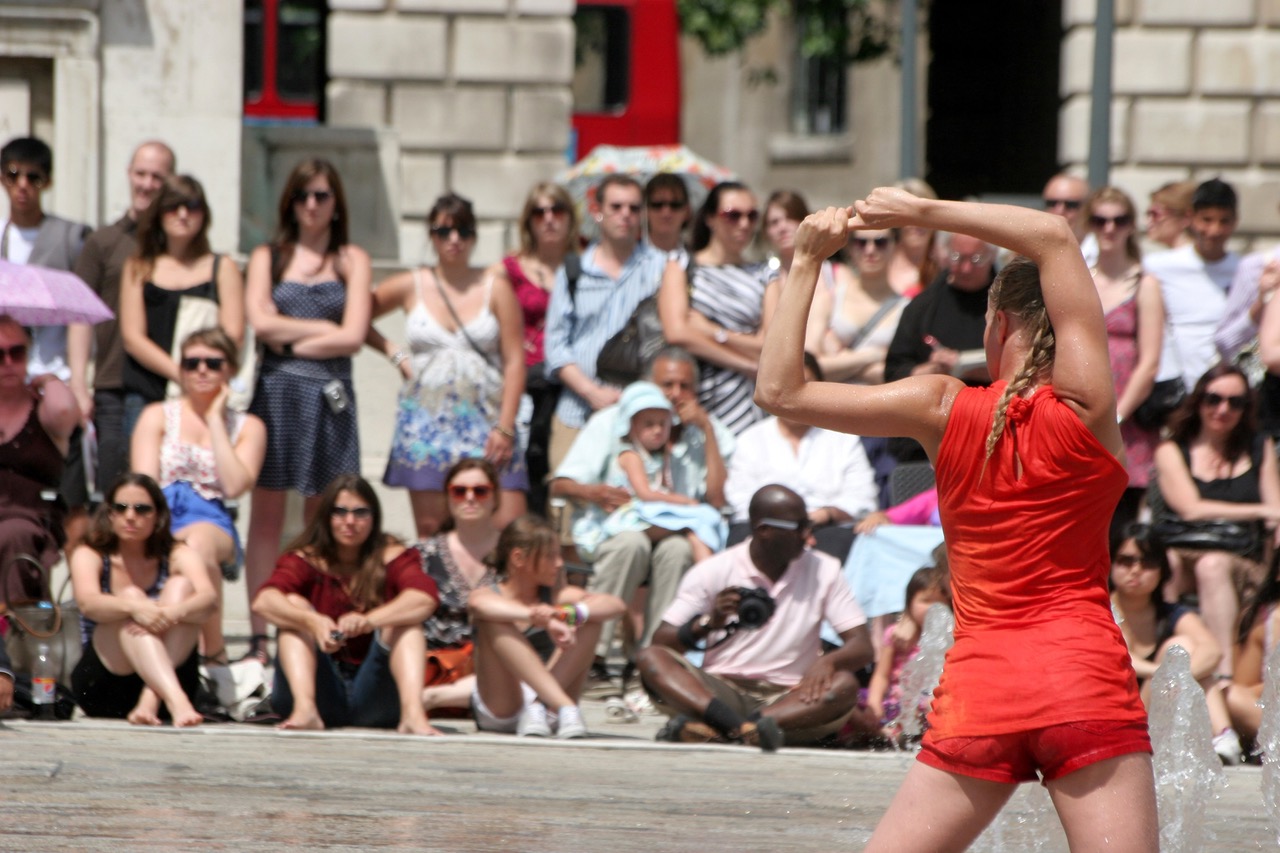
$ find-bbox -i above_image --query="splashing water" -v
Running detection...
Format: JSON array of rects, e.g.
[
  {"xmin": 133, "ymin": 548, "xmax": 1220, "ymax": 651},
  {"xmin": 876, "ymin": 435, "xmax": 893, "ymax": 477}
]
[
  {"xmin": 896, "ymin": 603, "xmax": 954, "ymax": 741},
  {"xmin": 1149, "ymin": 644, "xmax": 1226, "ymax": 853},
  {"xmin": 972, "ymin": 784, "xmax": 1061, "ymax": 852},
  {"xmin": 1258, "ymin": 641, "xmax": 1280, "ymax": 845}
]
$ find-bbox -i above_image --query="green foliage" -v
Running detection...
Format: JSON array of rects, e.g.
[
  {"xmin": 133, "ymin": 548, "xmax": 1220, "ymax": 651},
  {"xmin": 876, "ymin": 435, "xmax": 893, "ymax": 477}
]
[{"xmin": 678, "ymin": 0, "xmax": 898, "ymax": 64}]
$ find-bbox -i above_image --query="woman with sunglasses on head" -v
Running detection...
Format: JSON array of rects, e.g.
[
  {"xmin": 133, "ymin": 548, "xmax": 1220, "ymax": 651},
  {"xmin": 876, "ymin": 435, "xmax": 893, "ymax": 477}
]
[
  {"xmin": 119, "ymin": 175, "xmax": 244, "ymax": 436},
  {"xmin": 416, "ymin": 459, "xmax": 504, "ymax": 716},
  {"xmin": 1109, "ymin": 523, "xmax": 1243, "ymax": 764},
  {"xmin": 130, "ymin": 327, "xmax": 266, "ymax": 667},
  {"xmin": 70, "ymin": 473, "xmax": 213, "ymax": 727},
  {"xmin": 469, "ymin": 514, "xmax": 625, "ymax": 738},
  {"xmin": 484, "ymin": 182, "xmax": 578, "ymax": 516},
  {"xmin": 1150, "ymin": 364, "xmax": 1280, "ymax": 678},
  {"xmin": 251, "ymin": 474, "xmax": 439, "ymax": 733},
  {"xmin": 0, "ymin": 316, "xmax": 78, "ymax": 611},
  {"xmin": 241, "ymin": 158, "xmax": 372, "ymax": 666},
  {"xmin": 759, "ymin": 190, "xmax": 1158, "ymax": 850},
  {"xmin": 1086, "ymin": 186, "xmax": 1166, "ymax": 539},
  {"xmin": 658, "ymin": 181, "xmax": 777, "ymax": 435},
  {"xmin": 373, "ymin": 192, "xmax": 527, "ymax": 538}
]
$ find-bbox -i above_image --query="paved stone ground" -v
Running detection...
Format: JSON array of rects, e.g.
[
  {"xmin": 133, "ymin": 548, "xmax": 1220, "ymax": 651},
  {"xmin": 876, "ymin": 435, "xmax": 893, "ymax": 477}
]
[{"xmin": 1, "ymin": 712, "xmax": 1275, "ymax": 852}]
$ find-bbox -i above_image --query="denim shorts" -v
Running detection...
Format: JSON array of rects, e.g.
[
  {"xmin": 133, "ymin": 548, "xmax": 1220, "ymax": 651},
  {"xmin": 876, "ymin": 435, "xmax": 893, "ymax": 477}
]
[{"xmin": 272, "ymin": 639, "xmax": 399, "ymax": 729}]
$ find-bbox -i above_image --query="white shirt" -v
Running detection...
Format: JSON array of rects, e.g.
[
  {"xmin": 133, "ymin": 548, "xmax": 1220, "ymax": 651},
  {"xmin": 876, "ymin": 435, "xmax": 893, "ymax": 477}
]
[
  {"xmin": 1145, "ymin": 244, "xmax": 1239, "ymax": 388},
  {"xmin": 1, "ymin": 218, "xmax": 69, "ymax": 381},
  {"xmin": 725, "ymin": 417, "xmax": 877, "ymax": 523}
]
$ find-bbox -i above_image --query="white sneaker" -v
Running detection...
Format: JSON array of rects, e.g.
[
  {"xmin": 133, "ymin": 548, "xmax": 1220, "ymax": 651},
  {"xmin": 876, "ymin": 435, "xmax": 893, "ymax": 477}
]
[
  {"xmin": 555, "ymin": 704, "xmax": 588, "ymax": 739},
  {"xmin": 1213, "ymin": 728, "xmax": 1243, "ymax": 766},
  {"xmin": 516, "ymin": 702, "xmax": 552, "ymax": 737}
]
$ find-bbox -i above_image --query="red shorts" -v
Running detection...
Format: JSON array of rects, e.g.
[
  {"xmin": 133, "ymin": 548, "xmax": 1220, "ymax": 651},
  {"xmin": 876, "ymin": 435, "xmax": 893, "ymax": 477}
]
[{"xmin": 918, "ymin": 719, "xmax": 1151, "ymax": 784}]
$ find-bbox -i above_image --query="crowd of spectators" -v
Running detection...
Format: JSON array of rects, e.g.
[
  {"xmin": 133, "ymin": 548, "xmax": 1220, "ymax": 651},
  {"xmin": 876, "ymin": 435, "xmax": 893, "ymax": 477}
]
[{"xmin": 0, "ymin": 131, "xmax": 1277, "ymax": 759}]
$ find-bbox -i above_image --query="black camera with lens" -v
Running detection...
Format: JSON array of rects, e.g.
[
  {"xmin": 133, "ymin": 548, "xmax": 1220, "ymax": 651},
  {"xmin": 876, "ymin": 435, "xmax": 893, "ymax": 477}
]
[{"xmin": 733, "ymin": 586, "xmax": 777, "ymax": 629}]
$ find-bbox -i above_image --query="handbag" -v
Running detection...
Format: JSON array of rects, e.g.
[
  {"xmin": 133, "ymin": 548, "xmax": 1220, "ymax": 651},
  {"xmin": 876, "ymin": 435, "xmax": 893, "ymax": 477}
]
[
  {"xmin": 1132, "ymin": 377, "xmax": 1186, "ymax": 431},
  {"xmin": 596, "ymin": 294, "xmax": 666, "ymax": 387},
  {"xmin": 1150, "ymin": 518, "xmax": 1260, "ymax": 555},
  {"xmin": 424, "ymin": 641, "xmax": 474, "ymax": 688}
]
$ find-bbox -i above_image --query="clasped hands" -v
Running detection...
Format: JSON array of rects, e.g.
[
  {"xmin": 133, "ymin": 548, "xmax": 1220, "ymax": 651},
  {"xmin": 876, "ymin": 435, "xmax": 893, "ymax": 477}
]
[{"xmin": 793, "ymin": 188, "xmax": 919, "ymax": 263}]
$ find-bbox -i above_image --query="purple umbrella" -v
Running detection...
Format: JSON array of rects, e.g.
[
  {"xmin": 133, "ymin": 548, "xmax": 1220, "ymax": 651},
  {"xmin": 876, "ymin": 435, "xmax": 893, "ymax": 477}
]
[{"xmin": 0, "ymin": 259, "xmax": 114, "ymax": 325}]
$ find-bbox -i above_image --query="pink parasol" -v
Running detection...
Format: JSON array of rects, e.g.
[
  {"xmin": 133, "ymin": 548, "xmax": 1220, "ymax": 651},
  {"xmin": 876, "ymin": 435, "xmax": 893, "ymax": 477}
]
[{"xmin": 0, "ymin": 259, "xmax": 114, "ymax": 325}]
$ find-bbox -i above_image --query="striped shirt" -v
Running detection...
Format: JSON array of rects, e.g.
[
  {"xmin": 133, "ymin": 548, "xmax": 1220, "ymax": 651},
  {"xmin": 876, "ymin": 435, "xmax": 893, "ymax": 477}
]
[
  {"xmin": 689, "ymin": 262, "xmax": 774, "ymax": 435},
  {"xmin": 544, "ymin": 241, "xmax": 666, "ymax": 428}
]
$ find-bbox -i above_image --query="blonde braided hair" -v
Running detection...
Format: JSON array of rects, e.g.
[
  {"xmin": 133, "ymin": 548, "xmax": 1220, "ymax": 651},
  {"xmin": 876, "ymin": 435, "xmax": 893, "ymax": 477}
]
[{"xmin": 982, "ymin": 257, "xmax": 1055, "ymax": 465}]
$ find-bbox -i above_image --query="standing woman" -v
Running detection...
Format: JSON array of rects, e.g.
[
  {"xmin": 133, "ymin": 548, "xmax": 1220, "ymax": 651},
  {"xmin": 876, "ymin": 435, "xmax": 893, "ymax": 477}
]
[
  {"xmin": 70, "ymin": 473, "xmax": 213, "ymax": 727},
  {"xmin": 241, "ymin": 159, "xmax": 372, "ymax": 665},
  {"xmin": 658, "ymin": 181, "xmax": 776, "ymax": 435},
  {"xmin": 375, "ymin": 192, "xmax": 527, "ymax": 538},
  {"xmin": 1086, "ymin": 186, "xmax": 1165, "ymax": 538},
  {"xmin": 757, "ymin": 191, "xmax": 1157, "ymax": 850},
  {"xmin": 119, "ymin": 175, "xmax": 244, "ymax": 435},
  {"xmin": 251, "ymin": 475, "xmax": 439, "ymax": 733},
  {"xmin": 130, "ymin": 327, "xmax": 267, "ymax": 666},
  {"xmin": 489, "ymin": 183, "xmax": 577, "ymax": 516}
]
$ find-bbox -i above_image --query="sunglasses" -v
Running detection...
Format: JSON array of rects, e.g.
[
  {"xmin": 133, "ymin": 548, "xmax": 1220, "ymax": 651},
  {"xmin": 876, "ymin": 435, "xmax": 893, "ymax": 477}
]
[
  {"xmin": 0, "ymin": 343, "xmax": 28, "ymax": 364},
  {"xmin": 648, "ymin": 199, "xmax": 686, "ymax": 211},
  {"xmin": 111, "ymin": 502, "xmax": 156, "ymax": 516},
  {"xmin": 718, "ymin": 209, "xmax": 760, "ymax": 225},
  {"xmin": 161, "ymin": 198, "xmax": 205, "ymax": 214},
  {"xmin": 292, "ymin": 189, "xmax": 333, "ymax": 205},
  {"xmin": 448, "ymin": 484, "xmax": 494, "ymax": 501},
  {"xmin": 1114, "ymin": 553, "xmax": 1159, "ymax": 569},
  {"xmin": 753, "ymin": 517, "xmax": 810, "ymax": 532},
  {"xmin": 531, "ymin": 203, "xmax": 569, "ymax": 219},
  {"xmin": 851, "ymin": 236, "xmax": 892, "ymax": 251},
  {"xmin": 1090, "ymin": 214, "xmax": 1134, "ymax": 229},
  {"xmin": 1043, "ymin": 198, "xmax": 1083, "ymax": 211},
  {"xmin": 1202, "ymin": 392, "xmax": 1247, "ymax": 411},
  {"xmin": 430, "ymin": 224, "xmax": 476, "ymax": 240},
  {"xmin": 949, "ymin": 252, "xmax": 992, "ymax": 266},
  {"xmin": 180, "ymin": 356, "xmax": 226, "ymax": 371},
  {"xmin": 2, "ymin": 168, "xmax": 47, "ymax": 188},
  {"xmin": 606, "ymin": 202, "xmax": 643, "ymax": 214},
  {"xmin": 329, "ymin": 505, "xmax": 374, "ymax": 520}
]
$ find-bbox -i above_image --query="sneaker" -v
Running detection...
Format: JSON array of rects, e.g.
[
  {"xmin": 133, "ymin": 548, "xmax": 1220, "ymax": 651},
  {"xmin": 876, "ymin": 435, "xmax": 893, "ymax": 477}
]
[
  {"xmin": 1213, "ymin": 728, "xmax": 1243, "ymax": 766},
  {"xmin": 516, "ymin": 702, "xmax": 552, "ymax": 737},
  {"xmin": 739, "ymin": 716, "xmax": 784, "ymax": 752},
  {"xmin": 604, "ymin": 696, "xmax": 638, "ymax": 723},
  {"xmin": 624, "ymin": 689, "xmax": 659, "ymax": 716},
  {"xmin": 555, "ymin": 705, "xmax": 588, "ymax": 739}
]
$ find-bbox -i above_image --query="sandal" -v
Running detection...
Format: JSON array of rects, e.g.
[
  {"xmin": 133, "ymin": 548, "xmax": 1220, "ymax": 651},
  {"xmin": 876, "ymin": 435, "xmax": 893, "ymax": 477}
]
[{"xmin": 238, "ymin": 634, "xmax": 271, "ymax": 666}]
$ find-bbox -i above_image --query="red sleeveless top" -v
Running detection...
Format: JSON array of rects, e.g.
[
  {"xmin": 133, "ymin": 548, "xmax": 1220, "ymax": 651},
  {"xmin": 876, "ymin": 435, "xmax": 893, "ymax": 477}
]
[{"xmin": 929, "ymin": 382, "xmax": 1146, "ymax": 738}]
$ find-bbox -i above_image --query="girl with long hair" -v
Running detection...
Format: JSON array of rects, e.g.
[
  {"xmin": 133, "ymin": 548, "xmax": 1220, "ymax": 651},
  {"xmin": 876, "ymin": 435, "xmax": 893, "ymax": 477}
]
[
  {"xmin": 241, "ymin": 158, "xmax": 372, "ymax": 665},
  {"xmin": 70, "ymin": 473, "xmax": 213, "ymax": 727},
  {"xmin": 757, "ymin": 189, "xmax": 1158, "ymax": 851},
  {"xmin": 251, "ymin": 474, "xmax": 439, "ymax": 733}
]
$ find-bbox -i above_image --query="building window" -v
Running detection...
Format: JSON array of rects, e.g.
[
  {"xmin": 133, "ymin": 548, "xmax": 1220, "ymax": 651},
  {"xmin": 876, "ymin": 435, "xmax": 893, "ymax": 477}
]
[
  {"xmin": 244, "ymin": 0, "xmax": 326, "ymax": 122},
  {"xmin": 572, "ymin": 5, "xmax": 630, "ymax": 115},
  {"xmin": 790, "ymin": 6, "xmax": 847, "ymax": 135}
]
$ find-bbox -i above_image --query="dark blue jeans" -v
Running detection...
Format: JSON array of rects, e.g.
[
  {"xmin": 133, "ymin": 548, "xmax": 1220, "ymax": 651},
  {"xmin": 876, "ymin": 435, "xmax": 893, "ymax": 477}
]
[{"xmin": 272, "ymin": 640, "xmax": 400, "ymax": 728}]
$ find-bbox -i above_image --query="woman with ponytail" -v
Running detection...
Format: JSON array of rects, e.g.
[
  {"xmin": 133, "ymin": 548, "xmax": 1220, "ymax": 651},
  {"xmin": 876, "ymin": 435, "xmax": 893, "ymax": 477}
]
[{"xmin": 757, "ymin": 190, "xmax": 1157, "ymax": 851}]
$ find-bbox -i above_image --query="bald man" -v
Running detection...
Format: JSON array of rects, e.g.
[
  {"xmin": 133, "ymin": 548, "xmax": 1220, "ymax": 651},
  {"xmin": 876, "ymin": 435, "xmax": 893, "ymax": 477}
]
[
  {"xmin": 68, "ymin": 140, "xmax": 176, "ymax": 493},
  {"xmin": 1042, "ymin": 172, "xmax": 1097, "ymax": 266}
]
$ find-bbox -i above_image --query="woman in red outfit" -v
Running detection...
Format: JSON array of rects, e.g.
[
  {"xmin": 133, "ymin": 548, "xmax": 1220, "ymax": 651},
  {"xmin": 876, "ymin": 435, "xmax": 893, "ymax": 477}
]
[{"xmin": 757, "ymin": 190, "xmax": 1158, "ymax": 852}]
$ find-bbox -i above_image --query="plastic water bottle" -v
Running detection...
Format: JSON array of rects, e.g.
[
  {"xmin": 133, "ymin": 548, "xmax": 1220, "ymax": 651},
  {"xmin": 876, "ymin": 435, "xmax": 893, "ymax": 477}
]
[{"xmin": 32, "ymin": 641, "xmax": 57, "ymax": 721}]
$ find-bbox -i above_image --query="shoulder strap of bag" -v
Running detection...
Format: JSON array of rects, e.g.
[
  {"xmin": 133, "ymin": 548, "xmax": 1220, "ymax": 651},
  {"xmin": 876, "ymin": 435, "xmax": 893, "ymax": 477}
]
[
  {"xmin": 564, "ymin": 253, "xmax": 582, "ymax": 306},
  {"xmin": 847, "ymin": 296, "xmax": 904, "ymax": 352}
]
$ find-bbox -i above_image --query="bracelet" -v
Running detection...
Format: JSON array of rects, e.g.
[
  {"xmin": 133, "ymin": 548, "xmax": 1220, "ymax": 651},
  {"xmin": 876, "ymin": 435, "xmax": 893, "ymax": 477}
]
[
  {"xmin": 575, "ymin": 602, "xmax": 589, "ymax": 625},
  {"xmin": 390, "ymin": 350, "xmax": 408, "ymax": 367},
  {"xmin": 558, "ymin": 604, "xmax": 577, "ymax": 626},
  {"xmin": 492, "ymin": 424, "xmax": 516, "ymax": 440}
]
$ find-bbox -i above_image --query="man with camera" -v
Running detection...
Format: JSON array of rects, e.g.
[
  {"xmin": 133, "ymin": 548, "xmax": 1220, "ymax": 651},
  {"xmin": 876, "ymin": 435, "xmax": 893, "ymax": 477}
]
[{"xmin": 637, "ymin": 484, "xmax": 873, "ymax": 750}]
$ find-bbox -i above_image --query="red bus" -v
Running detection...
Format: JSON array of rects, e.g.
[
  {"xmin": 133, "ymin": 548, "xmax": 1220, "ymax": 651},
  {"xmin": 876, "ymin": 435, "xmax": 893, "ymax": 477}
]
[{"xmin": 571, "ymin": 0, "xmax": 681, "ymax": 160}]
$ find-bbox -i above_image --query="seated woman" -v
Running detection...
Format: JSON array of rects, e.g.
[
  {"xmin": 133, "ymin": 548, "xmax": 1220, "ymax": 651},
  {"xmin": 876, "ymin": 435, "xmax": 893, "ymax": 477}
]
[
  {"xmin": 1150, "ymin": 365, "xmax": 1280, "ymax": 676},
  {"xmin": 70, "ymin": 473, "xmax": 213, "ymax": 727},
  {"xmin": 469, "ymin": 514, "xmax": 626, "ymax": 738},
  {"xmin": 130, "ymin": 327, "xmax": 267, "ymax": 666},
  {"xmin": 1227, "ymin": 555, "xmax": 1280, "ymax": 749},
  {"xmin": 1109, "ymin": 523, "xmax": 1243, "ymax": 764},
  {"xmin": 418, "ymin": 459, "xmax": 504, "ymax": 715},
  {"xmin": 251, "ymin": 474, "xmax": 439, "ymax": 734}
]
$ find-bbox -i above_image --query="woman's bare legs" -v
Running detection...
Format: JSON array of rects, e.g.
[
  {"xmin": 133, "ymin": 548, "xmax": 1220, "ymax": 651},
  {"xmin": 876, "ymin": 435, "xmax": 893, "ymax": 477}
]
[
  {"xmin": 274, "ymin": 594, "xmax": 324, "ymax": 730},
  {"xmin": 177, "ymin": 521, "xmax": 235, "ymax": 662},
  {"xmin": 1047, "ymin": 753, "xmax": 1158, "ymax": 853},
  {"xmin": 863, "ymin": 762, "xmax": 1017, "ymax": 853},
  {"xmin": 381, "ymin": 622, "xmax": 440, "ymax": 735},
  {"xmin": 244, "ymin": 487, "xmax": 288, "ymax": 642},
  {"xmin": 473, "ymin": 620, "xmax": 575, "ymax": 717},
  {"xmin": 1188, "ymin": 552, "xmax": 1240, "ymax": 674},
  {"xmin": 494, "ymin": 489, "xmax": 527, "ymax": 531},
  {"xmin": 409, "ymin": 490, "xmax": 447, "ymax": 540},
  {"xmin": 422, "ymin": 676, "xmax": 475, "ymax": 711},
  {"xmin": 92, "ymin": 580, "xmax": 203, "ymax": 727},
  {"xmin": 550, "ymin": 620, "xmax": 605, "ymax": 702}
]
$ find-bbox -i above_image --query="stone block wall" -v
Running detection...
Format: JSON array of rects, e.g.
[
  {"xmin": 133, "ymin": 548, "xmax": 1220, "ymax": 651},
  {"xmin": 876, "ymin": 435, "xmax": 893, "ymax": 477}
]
[
  {"xmin": 326, "ymin": 0, "xmax": 573, "ymax": 266},
  {"xmin": 1061, "ymin": 0, "xmax": 1280, "ymax": 247}
]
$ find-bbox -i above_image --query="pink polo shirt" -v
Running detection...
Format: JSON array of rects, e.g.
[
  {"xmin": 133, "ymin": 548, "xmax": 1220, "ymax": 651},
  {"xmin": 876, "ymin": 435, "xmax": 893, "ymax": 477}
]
[{"xmin": 662, "ymin": 542, "xmax": 866, "ymax": 687}]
